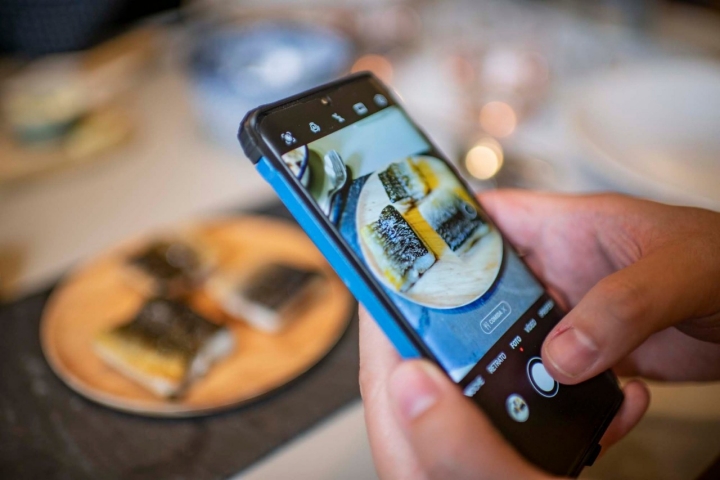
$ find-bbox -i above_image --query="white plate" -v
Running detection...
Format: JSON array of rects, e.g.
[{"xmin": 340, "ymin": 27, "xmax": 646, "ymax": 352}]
[
  {"xmin": 356, "ymin": 156, "xmax": 503, "ymax": 309},
  {"xmin": 570, "ymin": 59, "xmax": 720, "ymax": 210}
]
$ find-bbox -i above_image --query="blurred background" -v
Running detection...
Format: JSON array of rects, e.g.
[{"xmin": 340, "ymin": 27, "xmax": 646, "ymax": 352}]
[{"xmin": 1, "ymin": 0, "xmax": 719, "ymax": 479}]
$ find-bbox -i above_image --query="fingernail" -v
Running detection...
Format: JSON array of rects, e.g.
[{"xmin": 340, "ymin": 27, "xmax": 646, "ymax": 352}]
[
  {"xmin": 544, "ymin": 327, "xmax": 599, "ymax": 378},
  {"xmin": 390, "ymin": 361, "xmax": 443, "ymax": 422}
]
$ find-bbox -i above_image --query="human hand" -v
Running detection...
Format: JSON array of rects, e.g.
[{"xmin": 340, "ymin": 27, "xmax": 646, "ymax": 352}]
[
  {"xmin": 360, "ymin": 309, "xmax": 649, "ymax": 480},
  {"xmin": 478, "ymin": 191, "xmax": 720, "ymax": 384},
  {"xmin": 360, "ymin": 190, "xmax": 720, "ymax": 479}
]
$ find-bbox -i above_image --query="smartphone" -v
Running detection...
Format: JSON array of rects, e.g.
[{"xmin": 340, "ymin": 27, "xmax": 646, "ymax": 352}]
[{"xmin": 238, "ymin": 72, "xmax": 623, "ymax": 477}]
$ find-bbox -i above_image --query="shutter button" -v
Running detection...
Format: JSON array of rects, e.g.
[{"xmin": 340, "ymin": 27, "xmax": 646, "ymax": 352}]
[{"xmin": 527, "ymin": 357, "xmax": 559, "ymax": 397}]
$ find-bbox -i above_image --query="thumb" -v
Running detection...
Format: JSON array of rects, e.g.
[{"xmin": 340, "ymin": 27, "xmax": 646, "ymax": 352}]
[
  {"xmin": 542, "ymin": 245, "xmax": 718, "ymax": 384},
  {"xmin": 388, "ymin": 360, "xmax": 551, "ymax": 480}
]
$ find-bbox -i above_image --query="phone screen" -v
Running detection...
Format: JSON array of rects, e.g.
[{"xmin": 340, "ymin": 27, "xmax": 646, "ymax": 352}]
[
  {"xmin": 260, "ymin": 80, "xmax": 549, "ymax": 385},
  {"xmin": 252, "ymin": 75, "xmax": 621, "ymax": 475}
]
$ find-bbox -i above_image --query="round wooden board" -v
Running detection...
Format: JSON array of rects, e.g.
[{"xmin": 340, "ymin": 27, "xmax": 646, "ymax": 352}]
[{"xmin": 40, "ymin": 217, "xmax": 354, "ymax": 417}]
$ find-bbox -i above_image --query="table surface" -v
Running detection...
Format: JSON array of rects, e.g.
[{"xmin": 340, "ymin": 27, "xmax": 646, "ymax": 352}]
[
  {"xmin": 0, "ymin": 204, "xmax": 362, "ymax": 480},
  {"xmin": 2, "ymin": 8, "xmax": 720, "ymax": 477}
]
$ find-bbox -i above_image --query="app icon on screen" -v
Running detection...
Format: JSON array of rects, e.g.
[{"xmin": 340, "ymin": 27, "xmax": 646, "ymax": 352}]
[
  {"xmin": 506, "ymin": 394, "xmax": 529, "ymax": 422},
  {"xmin": 353, "ymin": 102, "xmax": 368, "ymax": 115},
  {"xmin": 280, "ymin": 131, "xmax": 296, "ymax": 145}
]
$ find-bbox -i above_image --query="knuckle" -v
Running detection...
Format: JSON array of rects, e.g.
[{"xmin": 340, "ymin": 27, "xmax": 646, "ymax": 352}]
[{"xmin": 599, "ymin": 275, "xmax": 648, "ymax": 328}]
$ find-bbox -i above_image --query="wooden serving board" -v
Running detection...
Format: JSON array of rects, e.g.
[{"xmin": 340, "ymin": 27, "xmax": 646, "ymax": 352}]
[{"xmin": 40, "ymin": 217, "xmax": 353, "ymax": 417}]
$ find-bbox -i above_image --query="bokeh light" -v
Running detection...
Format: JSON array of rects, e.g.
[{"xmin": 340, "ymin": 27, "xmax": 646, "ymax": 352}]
[
  {"xmin": 351, "ymin": 54, "xmax": 394, "ymax": 85},
  {"xmin": 479, "ymin": 101, "xmax": 517, "ymax": 138},
  {"xmin": 465, "ymin": 138, "xmax": 504, "ymax": 180},
  {"xmin": 447, "ymin": 55, "xmax": 476, "ymax": 86}
]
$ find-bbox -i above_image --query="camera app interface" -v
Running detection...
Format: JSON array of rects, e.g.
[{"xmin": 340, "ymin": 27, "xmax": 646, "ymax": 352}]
[{"xmin": 278, "ymin": 101, "xmax": 543, "ymax": 382}]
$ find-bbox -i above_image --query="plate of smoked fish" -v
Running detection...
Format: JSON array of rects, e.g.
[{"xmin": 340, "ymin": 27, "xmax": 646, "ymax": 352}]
[
  {"xmin": 357, "ymin": 156, "xmax": 503, "ymax": 309},
  {"xmin": 41, "ymin": 217, "xmax": 353, "ymax": 416}
]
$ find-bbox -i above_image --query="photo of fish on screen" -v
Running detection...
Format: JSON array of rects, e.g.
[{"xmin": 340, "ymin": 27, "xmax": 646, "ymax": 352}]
[{"xmin": 281, "ymin": 106, "xmax": 543, "ymax": 381}]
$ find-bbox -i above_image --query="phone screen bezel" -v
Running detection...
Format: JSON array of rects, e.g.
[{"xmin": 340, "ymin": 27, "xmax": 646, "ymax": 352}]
[{"xmin": 242, "ymin": 72, "xmax": 550, "ymax": 381}]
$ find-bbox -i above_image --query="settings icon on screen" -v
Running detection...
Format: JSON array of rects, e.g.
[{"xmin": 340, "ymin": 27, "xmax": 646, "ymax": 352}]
[{"xmin": 280, "ymin": 131, "xmax": 297, "ymax": 146}]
